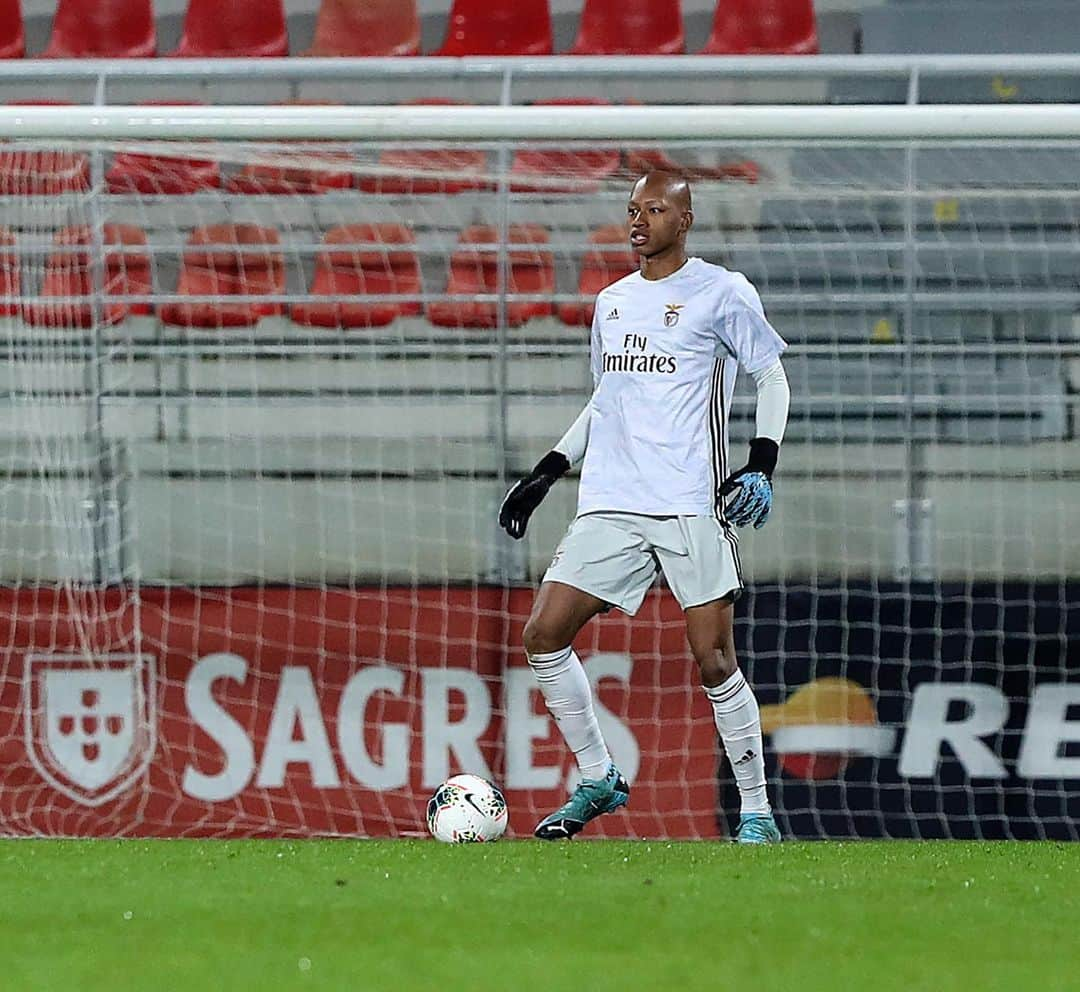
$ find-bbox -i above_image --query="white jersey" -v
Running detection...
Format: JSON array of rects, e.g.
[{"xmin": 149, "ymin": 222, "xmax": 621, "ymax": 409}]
[{"xmin": 578, "ymin": 257, "xmax": 786, "ymax": 518}]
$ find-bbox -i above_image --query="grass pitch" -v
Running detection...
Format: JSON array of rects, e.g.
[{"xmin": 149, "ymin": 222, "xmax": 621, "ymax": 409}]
[{"xmin": 1, "ymin": 839, "xmax": 1076, "ymax": 992}]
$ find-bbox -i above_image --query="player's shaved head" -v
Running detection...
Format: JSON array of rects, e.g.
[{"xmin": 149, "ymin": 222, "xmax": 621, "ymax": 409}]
[
  {"xmin": 633, "ymin": 170, "xmax": 692, "ymax": 212},
  {"xmin": 627, "ymin": 171, "xmax": 694, "ymax": 279}
]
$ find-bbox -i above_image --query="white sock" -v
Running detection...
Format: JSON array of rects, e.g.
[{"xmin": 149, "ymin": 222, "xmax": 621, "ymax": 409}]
[
  {"xmin": 528, "ymin": 646, "xmax": 612, "ymax": 781},
  {"xmin": 704, "ymin": 669, "xmax": 770, "ymax": 816}
]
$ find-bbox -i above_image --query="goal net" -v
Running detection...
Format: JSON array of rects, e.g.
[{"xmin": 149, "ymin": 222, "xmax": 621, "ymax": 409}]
[{"xmin": 0, "ymin": 114, "xmax": 1077, "ymax": 840}]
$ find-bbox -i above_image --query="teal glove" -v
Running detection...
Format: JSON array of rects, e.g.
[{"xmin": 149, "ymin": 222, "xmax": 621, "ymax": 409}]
[{"xmin": 719, "ymin": 438, "xmax": 778, "ymax": 529}]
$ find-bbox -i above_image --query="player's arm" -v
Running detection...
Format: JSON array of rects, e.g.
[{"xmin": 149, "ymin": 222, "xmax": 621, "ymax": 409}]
[
  {"xmin": 719, "ymin": 359, "xmax": 790, "ymax": 528},
  {"xmin": 498, "ymin": 300, "xmax": 604, "ymax": 540},
  {"xmin": 715, "ymin": 278, "xmax": 791, "ymax": 528},
  {"xmin": 497, "ymin": 404, "xmax": 589, "ymax": 539}
]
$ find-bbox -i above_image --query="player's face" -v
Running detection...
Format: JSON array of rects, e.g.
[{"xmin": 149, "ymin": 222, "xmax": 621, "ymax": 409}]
[{"xmin": 626, "ymin": 184, "xmax": 691, "ymax": 258}]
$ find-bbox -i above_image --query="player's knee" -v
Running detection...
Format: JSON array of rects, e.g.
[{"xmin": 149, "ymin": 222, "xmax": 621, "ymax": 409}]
[
  {"xmin": 523, "ymin": 614, "xmax": 571, "ymax": 657},
  {"xmin": 692, "ymin": 640, "xmax": 738, "ymax": 687}
]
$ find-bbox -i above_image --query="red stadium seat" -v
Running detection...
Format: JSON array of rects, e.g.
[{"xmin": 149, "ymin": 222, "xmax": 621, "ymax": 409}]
[
  {"xmin": 0, "ymin": 229, "xmax": 19, "ymax": 316},
  {"xmin": 307, "ymin": 0, "xmax": 419, "ymax": 56},
  {"xmin": 172, "ymin": 0, "xmax": 288, "ymax": 58},
  {"xmin": 557, "ymin": 226, "xmax": 636, "ymax": 327},
  {"xmin": 357, "ymin": 144, "xmax": 487, "ymax": 194},
  {"xmin": 702, "ymin": 0, "xmax": 818, "ymax": 55},
  {"xmin": 227, "ymin": 153, "xmax": 352, "ymax": 195},
  {"xmin": 159, "ymin": 224, "xmax": 284, "ymax": 329},
  {"xmin": 510, "ymin": 99, "xmax": 621, "ymax": 193},
  {"xmin": 226, "ymin": 101, "xmax": 353, "ymax": 194},
  {"xmin": 43, "ymin": 0, "xmax": 155, "ymax": 58},
  {"xmin": 428, "ymin": 224, "xmax": 553, "ymax": 329},
  {"xmin": 107, "ymin": 102, "xmax": 221, "ymax": 194},
  {"xmin": 569, "ymin": 0, "xmax": 683, "ymax": 55},
  {"xmin": 0, "ymin": 0, "xmax": 24, "ymax": 59},
  {"xmin": 622, "ymin": 147, "xmax": 760, "ymax": 183},
  {"xmin": 23, "ymin": 225, "xmax": 151, "ymax": 328},
  {"xmin": 0, "ymin": 149, "xmax": 88, "ymax": 194},
  {"xmin": 108, "ymin": 150, "xmax": 219, "ymax": 195},
  {"xmin": 0, "ymin": 102, "xmax": 89, "ymax": 195},
  {"xmin": 435, "ymin": 0, "xmax": 552, "ymax": 56},
  {"xmin": 357, "ymin": 100, "xmax": 488, "ymax": 195},
  {"xmin": 292, "ymin": 224, "xmax": 422, "ymax": 329}
]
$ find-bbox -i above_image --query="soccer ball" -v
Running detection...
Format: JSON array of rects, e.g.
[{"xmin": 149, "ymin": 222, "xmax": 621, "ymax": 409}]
[{"xmin": 426, "ymin": 774, "xmax": 508, "ymax": 843}]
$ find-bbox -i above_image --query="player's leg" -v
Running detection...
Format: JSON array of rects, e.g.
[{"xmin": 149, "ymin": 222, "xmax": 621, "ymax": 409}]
[
  {"xmin": 526, "ymin": 513, "xmax": 658, "ymax": 838},
  {"xmin": 524, "ymin": 580, "xmax": 631, "ymax": 839},
  {"xmin": 654, "ymin": 515, "xmax": 779, "ymax": 843},
  {"xmin": 523, "ymin": 579, "xmax": 607, "ymax": 654},
  {"xmin": 523, "ymin": 579, "xmax": 612, "ymax": 781},
  {"xmin": 685, "ymin": 599, "xmax": 780, "ymax": 843}
]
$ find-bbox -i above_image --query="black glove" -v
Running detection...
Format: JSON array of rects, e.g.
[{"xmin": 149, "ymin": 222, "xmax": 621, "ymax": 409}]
[
  {"xmin": 719, "ymin": 437, "xmax": 779, "ymax": 529},
  {"xmin": 498, "ymin": 451, "xmax": 571, "ymax": 540}
]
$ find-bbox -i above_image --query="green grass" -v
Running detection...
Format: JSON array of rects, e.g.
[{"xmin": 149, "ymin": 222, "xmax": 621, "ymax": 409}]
[{"xmin": 1, "ymin": 839, "xmax": 1076, "ymax": 992}]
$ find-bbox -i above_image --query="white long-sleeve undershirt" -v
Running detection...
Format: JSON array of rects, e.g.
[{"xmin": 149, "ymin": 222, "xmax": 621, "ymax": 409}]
[
  {"xmin": 553, "ymin": 401, "xmax": 591, "ymax": 466},
  {"xmin": 751, "ymin": 358, "xmax": 790, "ymax": 444},
  {"xmin": 554, "ymin": 357, "xmax": 790, "ymax": 467}
]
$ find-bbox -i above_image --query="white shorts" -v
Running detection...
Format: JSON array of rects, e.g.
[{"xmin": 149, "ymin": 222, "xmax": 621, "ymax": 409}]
[{"xmin": 543, "ymin": 511, "xmax": 743, "ymax": 617}]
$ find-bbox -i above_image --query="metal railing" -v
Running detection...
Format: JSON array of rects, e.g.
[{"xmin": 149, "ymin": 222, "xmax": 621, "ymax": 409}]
[{"xmin": 0, "ymin": 53, "xmax": 1078, "ymax": 87}]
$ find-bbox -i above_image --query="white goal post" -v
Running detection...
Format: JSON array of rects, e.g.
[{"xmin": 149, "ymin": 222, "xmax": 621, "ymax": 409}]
[
  {"xmin": 0, "ymin": 94, "xmax": 1077, "ymax": 841},
  {"xmin": 1, "ymin": 103, "xmax": 1080, "ymax": 140}
]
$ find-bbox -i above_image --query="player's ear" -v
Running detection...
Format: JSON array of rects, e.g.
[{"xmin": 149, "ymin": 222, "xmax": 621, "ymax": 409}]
[{"xmin": 680, "ymin": 210, "xmax": 694, "ymax": 235}]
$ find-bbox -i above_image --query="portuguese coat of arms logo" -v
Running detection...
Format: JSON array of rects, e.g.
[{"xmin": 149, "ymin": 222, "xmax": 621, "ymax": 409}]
[{"xmin": 22, "ymin": 654, "xmax": 157, "ymax": 807}]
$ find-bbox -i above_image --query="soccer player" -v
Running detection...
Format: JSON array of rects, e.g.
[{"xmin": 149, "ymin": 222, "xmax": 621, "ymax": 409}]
[{"xmin": 499, "ymin": 171, "xmax": 790, "ymax": 844}]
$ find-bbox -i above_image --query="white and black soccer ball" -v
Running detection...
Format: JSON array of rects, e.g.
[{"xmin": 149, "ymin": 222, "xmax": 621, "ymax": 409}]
[{"xmin": 426, "ymin": 774, "xmax": 508, "ymax": 843}]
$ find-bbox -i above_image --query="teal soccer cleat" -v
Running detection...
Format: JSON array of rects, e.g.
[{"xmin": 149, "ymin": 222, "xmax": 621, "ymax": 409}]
[
  {"xmin": 534, "ymin": 765, "xmax": 630, "ymax": 840},
  {"xmin": 736, "ymin": 812, "xmax": 782, "ymax": 844}
]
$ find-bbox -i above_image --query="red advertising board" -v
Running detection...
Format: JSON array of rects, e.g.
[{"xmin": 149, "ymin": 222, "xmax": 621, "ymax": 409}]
[{"xmin": 0, "ymin": 587, "xmax": 721, "ymax": 838}]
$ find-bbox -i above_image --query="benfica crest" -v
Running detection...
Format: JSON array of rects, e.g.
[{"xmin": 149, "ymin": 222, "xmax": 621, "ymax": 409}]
[
  {"xmin": 664, "ymin": 303, "xmax": 684, "ymax": 327},
  {"xmin": 23, "ymin": 654, "xmax": 157, "ymax": 807}
]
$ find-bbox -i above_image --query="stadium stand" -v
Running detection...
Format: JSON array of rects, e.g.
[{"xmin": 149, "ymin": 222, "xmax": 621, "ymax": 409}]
[
  {"xmin": 855, "ymin": 2, "xmax": 1080, "ymax": 102},
  {"xmin": 356, "ymin": 99, "xmax": 489, "ymax": 195},
  {"xmin": 862, "ymin": 2, "xmax": 1080, "ymax": 55},
  {"xmin": 616, "ymin": 100, "xmax": 762, "ymax": 181},
  {"xmin": 0, "ymin": 146, "xmax": 88, "ymax": 194},
  {"xmin": 171, "ymin": 0, "xmax": 289, "ymax": 58},
  {"xmin": 227, "ymin": 151, "xmax": 353, "ymax": 194},
  {"xmin": 306, "ymin": 0, "xmax": 420, "ymax": 57},
  {"xmin": 622, "ymin": 147, "xmax": 760, "ymax": 183},
  {"xmin": 568, "ymin": 0, "xmax": 684, "ymax": 55},
  {"xmin": 702, "ymin": 0, "xmax": 818, "ymax": 54},
  {"xmin": 434, "ymin": 0, "xmax": 553, "ymax": 56},
  {"xmin": 511, "ymin": 99, "xmax": 621, "ymax": 192},
  {"xmin": 42, "ymin": 0, "xmax": 156, "ymax": 58},
  {"xmin": 159, "ymin": 223, "xmax": 285, "ymax": 328},
  {"xmin": 749, "ymin": 195, "xmax": 897, "ymax": 289},
  {"xmin": 427, "ymin": 224, "xmax": 553, "ymax": 328},
  {"xmin": 224, "ymin": 99, "xmax": 354, "ymax": 194},
  {"xmin": 746, "ymin": 183, "xmax": 1080, "ymax": 375},
  {"xmin": 557, "ymin": 225, "xmax": 636, "ymax": 326},
  {"xmin": 762, "ymin": 350, "xmax": 1069, "ymax": 444},
  {"xmin": 292, "ymin": 223, "xmax": 423, "ymax": 329},
  {"xmin": 1, "ymin": 6, "xmax": 1079, "ymax": 863},
  {"xmin": 788, "ymin": 145, "xmax": 1080, "ymax": 188},
  {"xmin": 0, "ymin": 229, "xmax": 17, "ymax": 316},
  {"xmin": 746, "ymin": 190, "xmax": 1080, "ymax": 293},
  {"xmin": 0, "ymin": 101, "xmax": 88, "ymax": 195},
  {"xmin": 0, "ymin": 0, "xmax": 22, "ymax": 59},
  {"xmin": 23, "ymin": 224, "xmax": 152, "ymax": 328},
  {"xmin": 106, "ymin": 102, "xmax": 221, "ymax": 194},
  {"xmin": 727, "ymin": 239, "xmax": 895, "ymax": 290}
]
